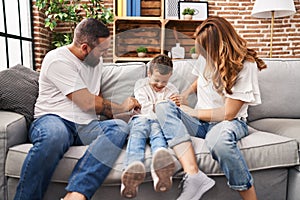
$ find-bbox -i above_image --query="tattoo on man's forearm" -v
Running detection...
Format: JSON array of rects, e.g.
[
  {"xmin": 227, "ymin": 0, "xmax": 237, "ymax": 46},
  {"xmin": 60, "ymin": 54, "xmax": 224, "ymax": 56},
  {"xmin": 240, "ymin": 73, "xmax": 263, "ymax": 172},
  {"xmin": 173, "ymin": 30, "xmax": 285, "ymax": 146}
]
[{"xmin": 100, "ymin": 100, "xmax": 113, "ymax": 118}]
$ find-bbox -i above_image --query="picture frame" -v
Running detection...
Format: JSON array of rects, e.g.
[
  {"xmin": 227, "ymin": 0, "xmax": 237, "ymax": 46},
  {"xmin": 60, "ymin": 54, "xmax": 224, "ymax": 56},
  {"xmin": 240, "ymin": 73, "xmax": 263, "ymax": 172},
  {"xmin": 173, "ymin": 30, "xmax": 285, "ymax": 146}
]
[
  {"xmin": 165, "ymin": 0, "xmax": 180, "ymax": 19},
  {"xmin": 178, "ymin": 1, "xmax": 208, "ymax": 20}
]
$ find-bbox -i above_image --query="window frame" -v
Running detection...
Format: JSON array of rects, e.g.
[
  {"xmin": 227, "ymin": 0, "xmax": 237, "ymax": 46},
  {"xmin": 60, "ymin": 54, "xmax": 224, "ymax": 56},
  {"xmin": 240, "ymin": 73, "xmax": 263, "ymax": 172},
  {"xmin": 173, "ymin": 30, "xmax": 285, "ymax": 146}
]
[{"xmin": 0, "ymin": 0, "xmax": 35, "ymax": 70}]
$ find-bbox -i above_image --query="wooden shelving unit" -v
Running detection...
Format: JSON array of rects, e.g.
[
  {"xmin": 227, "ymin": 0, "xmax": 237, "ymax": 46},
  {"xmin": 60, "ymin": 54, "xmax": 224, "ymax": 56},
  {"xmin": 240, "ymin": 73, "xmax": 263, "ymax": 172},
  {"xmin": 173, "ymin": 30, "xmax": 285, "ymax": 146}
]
[{"xmin": 113, "ymin": 0, "xmax": 204, "ymax": 62}]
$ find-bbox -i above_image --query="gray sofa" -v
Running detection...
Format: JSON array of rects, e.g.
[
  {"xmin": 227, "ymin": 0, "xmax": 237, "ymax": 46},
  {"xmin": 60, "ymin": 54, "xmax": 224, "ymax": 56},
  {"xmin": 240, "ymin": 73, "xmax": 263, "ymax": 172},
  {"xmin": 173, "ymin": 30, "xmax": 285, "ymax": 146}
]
[{"xmin": 1, "ymin": 58, "xmax": 300, "ymax": 200}]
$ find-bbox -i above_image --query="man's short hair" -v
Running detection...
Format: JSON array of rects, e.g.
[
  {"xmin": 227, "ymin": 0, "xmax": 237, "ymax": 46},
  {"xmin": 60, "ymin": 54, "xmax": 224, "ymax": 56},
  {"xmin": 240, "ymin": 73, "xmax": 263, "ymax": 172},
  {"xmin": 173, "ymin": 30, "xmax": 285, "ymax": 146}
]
[
  {"xmin": 149, "ymin": 54, "xmax": 173, "ymax": 75},
  {"xmin": 74, "ymin": 18, "xmax": 110, "ymax": 48}
]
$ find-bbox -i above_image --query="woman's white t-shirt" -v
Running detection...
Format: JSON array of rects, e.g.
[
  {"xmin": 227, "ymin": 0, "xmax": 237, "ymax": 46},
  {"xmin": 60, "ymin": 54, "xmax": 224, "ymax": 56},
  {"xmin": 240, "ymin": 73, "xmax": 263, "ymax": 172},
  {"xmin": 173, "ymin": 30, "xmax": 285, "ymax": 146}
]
[
  {"xmin": 34, "ymin": 46, "xmax": 102, "ymax": 124},
  {"xmin": 193, "ymin": 56, "xmax": 261, "ymax": 119}
]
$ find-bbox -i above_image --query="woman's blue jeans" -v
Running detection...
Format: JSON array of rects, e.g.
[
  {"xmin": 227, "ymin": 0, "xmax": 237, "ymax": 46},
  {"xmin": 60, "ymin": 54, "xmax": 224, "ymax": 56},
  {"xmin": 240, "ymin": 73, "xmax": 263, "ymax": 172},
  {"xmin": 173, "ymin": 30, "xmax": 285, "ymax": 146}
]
[
  {"xmin": 124, "ymin": 116, "xmax": 167, "ymax": 167},
  {"xmin": 14, "ymin": 114, "xmax": 129, "ymax": 200},
  {"xmin": 155, "ymin": 101, "xmax": 253, "ymax": 191}
]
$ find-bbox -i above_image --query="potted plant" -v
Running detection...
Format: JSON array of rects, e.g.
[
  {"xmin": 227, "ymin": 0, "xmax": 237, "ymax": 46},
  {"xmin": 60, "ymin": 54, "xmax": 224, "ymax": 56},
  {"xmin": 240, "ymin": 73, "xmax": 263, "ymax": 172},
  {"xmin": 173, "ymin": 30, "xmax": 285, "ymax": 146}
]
[
  {"xmin": 182, "ymin": 8, "xmax": 195, "ymax": 20},
  {"xmin": 190, "ymin": 47, "xmax": 198, "ymax": 59},
  {"xmin": 35, "ymin": 0, "xmax": 114, "ymax": 48},
  {"xmin": 136, "ymin": 46, "xmax": 148, "ymax": 57}
]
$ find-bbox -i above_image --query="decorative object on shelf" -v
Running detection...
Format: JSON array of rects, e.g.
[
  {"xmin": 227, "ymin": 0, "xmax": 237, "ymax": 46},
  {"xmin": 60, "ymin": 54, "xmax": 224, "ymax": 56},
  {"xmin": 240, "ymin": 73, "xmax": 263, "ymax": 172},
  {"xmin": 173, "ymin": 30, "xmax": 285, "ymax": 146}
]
[
  {"xmin": 171, "ymin": 43, "xmax": 185, "ymax": 59},
  {"xmin": 137, "ymin": 46, "xmax": 148, "ymax": 57},
  {"xmin": 251, "ymin": 0, "xmax": 295, "ymax": 58},
  {"xmin": 182, "ymin": 8, "xmax": 195, "ymax": 20},
  {"xmin": 178, "ymin": 1, "xmax": 208, "ymax": 20},
  {"xmin": 171, "ymin": 27, "xmax": 185, "ymax": 59},
  {"xmin": 35, "ymin": 0, "xmax": 113, "ymax": 48},
  {"xmin": 190, "ymin": 47, "xmax": 198, "ymax": 59},
  {"xmin": 165, "ymin": 0, "xmax": 180, "ymax": 19}
]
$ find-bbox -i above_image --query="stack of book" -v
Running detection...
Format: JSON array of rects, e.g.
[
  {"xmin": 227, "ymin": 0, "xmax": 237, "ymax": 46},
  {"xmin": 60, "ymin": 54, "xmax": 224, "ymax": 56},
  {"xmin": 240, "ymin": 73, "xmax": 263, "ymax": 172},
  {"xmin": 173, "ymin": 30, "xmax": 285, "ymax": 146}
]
[{"xmin": 117, "ymin": 0, "xmax": 141, "ymax": 16}]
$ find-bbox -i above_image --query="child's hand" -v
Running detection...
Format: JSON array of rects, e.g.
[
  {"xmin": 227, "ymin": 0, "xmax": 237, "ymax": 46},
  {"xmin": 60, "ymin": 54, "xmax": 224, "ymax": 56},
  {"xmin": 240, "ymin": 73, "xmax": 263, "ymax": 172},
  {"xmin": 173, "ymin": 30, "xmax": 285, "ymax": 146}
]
[{"xmin": 169, "ymin": 94, "xmax": 182, "ymax": 106}]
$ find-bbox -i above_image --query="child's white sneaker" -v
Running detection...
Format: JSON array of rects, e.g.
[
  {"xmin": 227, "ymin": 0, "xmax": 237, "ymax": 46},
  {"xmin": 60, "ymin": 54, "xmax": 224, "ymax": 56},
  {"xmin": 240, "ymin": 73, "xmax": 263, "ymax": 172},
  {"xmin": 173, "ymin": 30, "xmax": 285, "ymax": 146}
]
[
  {"xmin": 120, "ymin": 161, "xmax": 146, "ymax": 199},
  {"xmin": 151, "ymin": 148, "xmax": 175, "ymax": 192}
]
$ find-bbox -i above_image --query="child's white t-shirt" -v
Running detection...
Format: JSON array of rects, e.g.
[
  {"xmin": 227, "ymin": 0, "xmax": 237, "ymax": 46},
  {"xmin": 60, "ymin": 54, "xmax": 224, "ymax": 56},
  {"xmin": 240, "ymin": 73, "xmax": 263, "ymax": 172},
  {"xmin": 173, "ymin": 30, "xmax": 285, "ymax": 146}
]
[
  {"xmin": 134, "ymin": 77, "xmax": 179, "ymax": 119},
  {"xmin": 193, "ymin": 56, "xmax": 261, "ymax": 119},
  {"xmin": 34, "ymin": 46, "xmax": 102, "ymax": 124}
]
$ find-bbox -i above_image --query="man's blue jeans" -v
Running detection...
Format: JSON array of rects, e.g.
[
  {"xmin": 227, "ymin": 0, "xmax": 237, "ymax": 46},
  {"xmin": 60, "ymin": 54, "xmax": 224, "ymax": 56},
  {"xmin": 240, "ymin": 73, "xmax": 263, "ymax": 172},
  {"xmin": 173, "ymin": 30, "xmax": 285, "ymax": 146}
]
[
  {"xmin": 14, "ymin": 114, "xmax": 129, "ymax": 200},
  {"xmin": 124, "ymin": 116, "xmax": 167, "ymax": 167},
  {"xmin": 155, "ymin": 101, "xmax": 253, "ymax": 191}
]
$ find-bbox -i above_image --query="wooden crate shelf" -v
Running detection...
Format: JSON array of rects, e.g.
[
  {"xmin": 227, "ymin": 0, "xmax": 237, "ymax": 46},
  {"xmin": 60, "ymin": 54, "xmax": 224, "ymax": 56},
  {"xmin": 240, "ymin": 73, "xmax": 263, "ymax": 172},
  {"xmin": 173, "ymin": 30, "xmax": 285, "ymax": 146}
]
[
  {"xmin": 113, "ymin": 0, "xmax": 204, "ymax": 62},
  {"xmin": 141, "ymin": 0, "xmax": 162, "ymax": 17},
  {"xmin": 115, "ymin": 19, "xmax": 162, "ymax": 58}
]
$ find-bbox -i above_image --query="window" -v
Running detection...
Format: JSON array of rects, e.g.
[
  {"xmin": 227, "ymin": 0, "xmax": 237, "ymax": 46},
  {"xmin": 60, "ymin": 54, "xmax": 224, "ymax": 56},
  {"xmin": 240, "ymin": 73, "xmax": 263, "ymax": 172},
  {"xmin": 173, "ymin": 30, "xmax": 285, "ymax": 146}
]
[{"xmin": 0, "ymin": 0, "xmax": 34, "ymax": 71}]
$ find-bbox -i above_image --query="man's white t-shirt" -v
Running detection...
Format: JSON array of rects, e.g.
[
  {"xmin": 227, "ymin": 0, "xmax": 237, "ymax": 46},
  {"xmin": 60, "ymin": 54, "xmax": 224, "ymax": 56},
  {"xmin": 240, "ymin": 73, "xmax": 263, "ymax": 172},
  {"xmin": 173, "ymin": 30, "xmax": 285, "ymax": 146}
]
[
  {"xmin": 34, "ymin": 46, "xmax": 102, "ymax": 124},
  {"xmin": 193, "ymin": 56, "xmax": 261, "ymax": 119},
  {"xmin": 134, "ymin": 77, "xmax": 179, "ymax": 119}
]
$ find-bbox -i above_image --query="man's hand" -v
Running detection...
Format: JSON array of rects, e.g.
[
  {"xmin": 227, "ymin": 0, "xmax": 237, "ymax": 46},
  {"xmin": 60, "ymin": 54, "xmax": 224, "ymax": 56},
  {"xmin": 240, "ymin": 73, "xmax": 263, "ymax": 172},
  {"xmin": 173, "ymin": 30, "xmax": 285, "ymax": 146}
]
[
  {"xmin": 113, "ymin": 97, "xmax": 141, "ymax": 122},
  {"xmin": 121, "ymin": 97, "xmax": 141, "ymax": 113}
]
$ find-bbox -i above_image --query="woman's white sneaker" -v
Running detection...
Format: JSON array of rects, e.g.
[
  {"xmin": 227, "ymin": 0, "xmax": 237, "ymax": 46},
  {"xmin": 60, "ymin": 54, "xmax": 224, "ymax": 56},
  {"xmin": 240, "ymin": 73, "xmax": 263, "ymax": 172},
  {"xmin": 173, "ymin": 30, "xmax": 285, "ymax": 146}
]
[{"xmin": 177, "ymin": 171, "xmax": 215, "ymax": 200}]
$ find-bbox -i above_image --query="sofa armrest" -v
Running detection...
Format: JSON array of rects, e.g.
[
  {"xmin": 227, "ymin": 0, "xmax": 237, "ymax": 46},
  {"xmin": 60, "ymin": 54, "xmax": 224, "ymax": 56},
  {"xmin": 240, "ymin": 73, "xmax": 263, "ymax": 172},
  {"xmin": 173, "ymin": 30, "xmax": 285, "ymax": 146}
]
[
  {"xmin": 0, "ymin": 111, "xmax": 28, "ymax": 150},
  {"xmin": 0, "ymin": 110, "xmax": 28, "ymax": 200}
]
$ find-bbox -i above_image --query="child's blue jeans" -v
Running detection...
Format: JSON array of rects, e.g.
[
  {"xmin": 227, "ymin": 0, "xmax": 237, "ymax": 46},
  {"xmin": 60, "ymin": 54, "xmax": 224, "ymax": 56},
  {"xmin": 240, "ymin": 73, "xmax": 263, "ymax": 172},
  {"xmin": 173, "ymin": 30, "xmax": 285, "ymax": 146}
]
[{"xmin": 124, "ymin": 115, "xmax": 167, "ymax": 167}]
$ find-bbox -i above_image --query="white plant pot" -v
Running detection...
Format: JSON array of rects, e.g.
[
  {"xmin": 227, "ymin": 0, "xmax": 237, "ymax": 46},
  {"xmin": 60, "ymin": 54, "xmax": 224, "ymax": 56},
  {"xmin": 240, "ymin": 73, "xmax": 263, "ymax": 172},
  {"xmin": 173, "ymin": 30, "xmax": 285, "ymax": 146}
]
[
  {"xmin": 184, "ymin": 14, "xmax": 193, "ymax": 20},
  {"xmin": 137, "ymin": 52, "xmax": 146, "ymax": 57},
  {"xmin": 191, "ymin": 53, "xmax": 199, "ymax": 59}
]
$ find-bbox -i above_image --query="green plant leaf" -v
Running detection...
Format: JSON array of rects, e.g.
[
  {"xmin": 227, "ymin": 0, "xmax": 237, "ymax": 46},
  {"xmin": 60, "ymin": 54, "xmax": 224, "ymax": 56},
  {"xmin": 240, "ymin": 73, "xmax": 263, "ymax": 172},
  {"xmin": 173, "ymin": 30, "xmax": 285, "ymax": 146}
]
[{"xmin": 37, "ymin": 0, "xmax": 113, "ymax": 48}]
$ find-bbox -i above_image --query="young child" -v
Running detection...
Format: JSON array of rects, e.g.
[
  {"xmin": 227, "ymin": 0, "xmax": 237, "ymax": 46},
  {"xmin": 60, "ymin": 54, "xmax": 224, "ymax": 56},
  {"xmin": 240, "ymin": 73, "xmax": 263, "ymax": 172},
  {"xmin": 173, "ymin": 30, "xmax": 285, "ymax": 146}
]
[{"xmin": 120, "ymin": 54, "xmax": 180, "ymax": 198}]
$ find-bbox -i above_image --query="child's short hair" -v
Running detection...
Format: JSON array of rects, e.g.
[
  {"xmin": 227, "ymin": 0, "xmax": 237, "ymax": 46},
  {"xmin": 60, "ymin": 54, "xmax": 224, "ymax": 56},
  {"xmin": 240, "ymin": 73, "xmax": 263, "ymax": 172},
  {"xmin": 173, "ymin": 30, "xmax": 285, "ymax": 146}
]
[{"xmin": 149, "ymin": 54, "xmax": 173, "ymax": 75}]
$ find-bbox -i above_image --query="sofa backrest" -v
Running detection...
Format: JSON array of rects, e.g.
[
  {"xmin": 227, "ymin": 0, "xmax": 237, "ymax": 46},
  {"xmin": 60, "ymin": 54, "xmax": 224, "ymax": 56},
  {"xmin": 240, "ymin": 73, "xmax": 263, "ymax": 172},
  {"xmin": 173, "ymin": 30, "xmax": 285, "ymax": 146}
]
[
  {"xmin": 101, "ymin": 62, "xmax": 147, "ymax": 104},
  {"xmin": 101, "ymin": 60, "xmax": 198, "ymax": 107},
  {"xmin": 247, "ymin": 58, "xmax": 300, "ymax": 122},
  {"xmin": 170, "ymin": 60, "xmax": 198, "ymax": 106}
]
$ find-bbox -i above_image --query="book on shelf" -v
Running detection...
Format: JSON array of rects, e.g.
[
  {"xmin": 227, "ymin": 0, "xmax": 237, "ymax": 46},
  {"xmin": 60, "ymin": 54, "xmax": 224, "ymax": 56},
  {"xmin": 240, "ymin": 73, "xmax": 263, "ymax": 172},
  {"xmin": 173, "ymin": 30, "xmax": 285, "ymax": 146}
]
[
  {"xmin": 126, "ymin": 0, "xmax": 132, "ymax": 16},
  {"xmin": 125, "ymin": 0, "xmax": 141, "ymax": 16},
  {"xmin": 132, "ymin": 0, "xmax": 136, "ymax": 16},
  {"xmin": 136, "ymin": 0, "xmax": 141, "ymax": 16},
  {"xmin": 123, "ymin": 0, "xmax": 127, "ymax": 16},
  {"xmin": 117, "ymin": 0, "xmax": 123, "ymax": 16}
]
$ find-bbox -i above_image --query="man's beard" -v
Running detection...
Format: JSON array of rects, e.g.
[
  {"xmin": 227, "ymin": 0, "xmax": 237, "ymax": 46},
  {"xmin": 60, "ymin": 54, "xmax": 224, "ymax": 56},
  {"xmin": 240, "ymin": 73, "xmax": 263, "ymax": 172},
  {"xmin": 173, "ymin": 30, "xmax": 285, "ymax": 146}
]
[{"xmin": 83, "ymin": 53, "xmax": 100, "ymax": 67}]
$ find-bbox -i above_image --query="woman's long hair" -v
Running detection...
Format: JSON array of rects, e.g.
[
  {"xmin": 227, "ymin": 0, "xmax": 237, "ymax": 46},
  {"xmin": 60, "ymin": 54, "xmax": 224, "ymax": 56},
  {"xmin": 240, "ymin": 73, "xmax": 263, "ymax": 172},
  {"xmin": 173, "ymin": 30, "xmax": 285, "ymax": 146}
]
[{"xmin": 194, "ymin": 16, "xmax": 267, "ymax": 95}]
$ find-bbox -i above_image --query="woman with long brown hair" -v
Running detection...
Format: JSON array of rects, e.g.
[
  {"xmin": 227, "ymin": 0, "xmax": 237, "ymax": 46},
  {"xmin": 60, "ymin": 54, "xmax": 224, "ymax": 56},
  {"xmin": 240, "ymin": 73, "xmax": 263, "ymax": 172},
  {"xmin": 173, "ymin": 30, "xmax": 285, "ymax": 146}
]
[{"xmin": 155, "ymin": 16, "xmax": 266, "ymax": 200}]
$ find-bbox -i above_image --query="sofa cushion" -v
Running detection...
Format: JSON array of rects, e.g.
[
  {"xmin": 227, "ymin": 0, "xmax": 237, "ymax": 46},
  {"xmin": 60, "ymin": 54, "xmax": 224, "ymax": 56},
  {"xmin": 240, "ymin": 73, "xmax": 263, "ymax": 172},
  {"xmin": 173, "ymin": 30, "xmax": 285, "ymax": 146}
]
[
  {"xmin": 5, "ymin": 128, "xmax": 299, "ymax": 185},
  {"xmin": 0, "ymin": 64, "xmax": 39, "ymax": 127},
  {"xmin": 249, "ymin": 118, "xmax": 300, "ymax": 144},
  {"xmin": 248, "ymin": 59, "xmax": 300, "ymax": 122}
]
